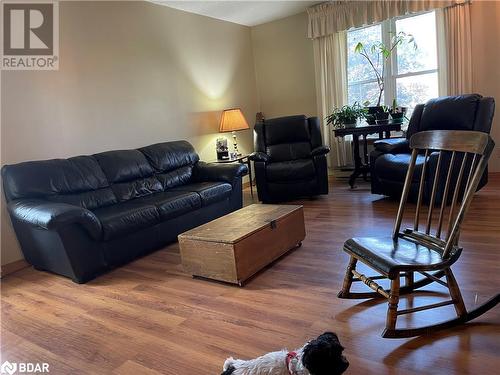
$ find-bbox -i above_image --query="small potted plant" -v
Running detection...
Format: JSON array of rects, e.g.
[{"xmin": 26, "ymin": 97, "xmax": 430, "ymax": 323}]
[
  {"xmin": 389, "ymin": 98, "xmax": 407, "ymax": 124},
  {"xmin": 375, "ymin": 106, "xmax": 390, "ymax": 125},
  {"xmin": 326, "ymin": 102, "xmax": 366, "ymax": 129}
]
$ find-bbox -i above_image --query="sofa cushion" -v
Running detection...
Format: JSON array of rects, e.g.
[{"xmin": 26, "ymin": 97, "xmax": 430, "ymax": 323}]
[
  {"xmin": 92, "ymin": 201, "xmax": 160, "ymax": 241},
  {"xmin": 264, "ymin": 115, "xmax": 310, "ymax": 145},
  {"xmin": 136, "ymin": 191, "xmax": 201, "ymax": 220},
  {"xmin": 111, "ymin": 177, "xmax": 163, "ymax": 202},
  {"xmin": 1, "ymin": 156, "xmax": 111, "ymax": 202},
  {"xmin": 93, "ymin": 150, "xmax": 163, "ymax": 201},
  {"xmin": 93, "ymin": 149, "xmax": 154, "ymax": 183},
  {"xmin": 45, "ymin": 188, "xmax": 117, "ymax": 210},
  {"xmin": 266, "ymin": 159, "xmax": 316, "ymax": 182},
  {"xmin": 420, "ymin": 94, "xmax": 481, "ymax": 132},
  {"xmin": 156, "ymin": 165, "xmax": 193, "ymax": 190},
  {"xmin": 374, "ymin": 153, "xmax": 427, "ymax": 183},
  {"xmin": 139, "ymin": 141, "xmax": 199, "ymax": 172},
  {"xmin": 171, "ymin": 182, "xmax": 232, "ymax": 206}
]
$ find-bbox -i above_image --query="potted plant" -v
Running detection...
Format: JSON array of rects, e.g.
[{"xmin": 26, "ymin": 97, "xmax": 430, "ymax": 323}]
[
  {"xmin": 354, "ymin": 32, "xmax": 416, "ymax": 113},
  {"xmin": 389, "ymin": 98, "xmax": 407, "ymax": 124},
  {"xmin": 375, "ymin": 106, "xmax": 390, "ymax": 125},
  {"xmin": 326, "ymin": 102, "xmax": 366, "ymax": 129}
]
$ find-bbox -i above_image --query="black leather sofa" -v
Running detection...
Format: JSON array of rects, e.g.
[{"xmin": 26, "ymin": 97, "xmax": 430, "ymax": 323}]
[
  {"xmin": 249, "ymin": 115, "xmax": 330, "ymax": 203},
  {"xmin": 370, "ymin": 94, "xmax": 495, "ymax": 201},
  {"xmin": 1, "ymin": 141, "xmax": 247, "ymax": 283}
]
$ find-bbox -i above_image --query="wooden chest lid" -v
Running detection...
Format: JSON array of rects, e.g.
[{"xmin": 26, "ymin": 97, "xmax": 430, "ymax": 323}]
[{"xmin": 178, "ymin": 204, "xmax": 303, "ymax": 244}]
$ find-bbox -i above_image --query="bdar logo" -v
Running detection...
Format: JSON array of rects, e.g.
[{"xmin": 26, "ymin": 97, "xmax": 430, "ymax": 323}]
[{"xmin": 0, "ymin": 361, "xmax": 17, "ymax": 375}]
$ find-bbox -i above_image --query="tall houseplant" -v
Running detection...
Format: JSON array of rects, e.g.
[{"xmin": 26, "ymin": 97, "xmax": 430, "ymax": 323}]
[{"xmin": 355, "ymin": 31, "xmax": 416, "ymax": 107}]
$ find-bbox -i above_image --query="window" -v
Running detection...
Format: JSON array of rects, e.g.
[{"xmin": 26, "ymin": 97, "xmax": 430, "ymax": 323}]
[{"xmin": 347, "ymin": 11, "xmax": 441, "ymax": 113}]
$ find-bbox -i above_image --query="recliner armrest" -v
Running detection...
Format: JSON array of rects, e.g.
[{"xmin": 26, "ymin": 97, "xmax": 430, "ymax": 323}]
[
  {"xmin": 248, "ymin": 152, "xmax": 270, "ymax": 163},
  {"xmin": 373, "ymin": 138, "xmax": 410, "ymax": 154},
  {"xmin": 193, "ymin": 161, "xmax": 248, "ymax": 185},
  {"xmin": 311, "ymin": 145, "xmax": 330, "ymax": 157},
  {"xmin": 8, "ymin": 199, "xmax": 102, "ymax": 240}
]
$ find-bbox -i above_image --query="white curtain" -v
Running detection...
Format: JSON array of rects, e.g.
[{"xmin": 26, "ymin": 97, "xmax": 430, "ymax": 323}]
[
  {"xmin": 443, "ymin": 2, "xmax": 473, "ymax": 94},
  {"xmin": 313, "ymin": 32, "xmax": 352, "ymax": 168}
]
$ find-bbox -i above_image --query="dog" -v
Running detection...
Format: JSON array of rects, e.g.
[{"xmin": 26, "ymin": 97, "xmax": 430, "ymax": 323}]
[{"xmin": 221, "ymin": 332, "xmax": 349, "ymax": 375}]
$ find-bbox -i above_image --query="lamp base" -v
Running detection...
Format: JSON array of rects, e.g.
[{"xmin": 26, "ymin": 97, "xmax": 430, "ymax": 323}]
[{"xmin": 232, "ymin": 131, "xmax": 240, "ymax": 156}]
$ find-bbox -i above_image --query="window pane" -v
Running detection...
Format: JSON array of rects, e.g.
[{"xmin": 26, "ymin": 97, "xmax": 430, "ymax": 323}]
[
  {"xmin": 348, "ymin": 82, "xmax": 380, "ymax": 106},
  {"xmin": 396, "ymin": 72, "xmax": 438, "ymax": 112},
  {"xmin": 396, "ymin": 12, "xmax": 437, "ymax": 74},
  {"xmin": 347, "ymin": 24, "xmax": 382, "ymax": 84}
]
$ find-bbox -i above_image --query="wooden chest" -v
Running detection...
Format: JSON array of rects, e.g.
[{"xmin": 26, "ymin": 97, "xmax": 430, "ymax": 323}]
[{"xmin": 178, "ymin": 204, "xmax": 305, "ymax": 285}]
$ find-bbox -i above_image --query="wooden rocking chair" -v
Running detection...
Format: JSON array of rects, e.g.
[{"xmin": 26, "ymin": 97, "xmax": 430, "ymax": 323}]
[{"xmin": 338, "ymin": 130, "xmax": 499, "ymax": 338}]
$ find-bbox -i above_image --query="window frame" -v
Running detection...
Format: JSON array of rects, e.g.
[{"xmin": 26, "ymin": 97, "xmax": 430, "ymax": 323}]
[{"xmin": 347, "ymin": 10, "xmax": 443, "ymax": 108}]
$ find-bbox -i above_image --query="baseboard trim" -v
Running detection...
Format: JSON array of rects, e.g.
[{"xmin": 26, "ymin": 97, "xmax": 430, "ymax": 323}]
[{"xmin": 1, "ymin": 259, "xmax": 29, "ymax": 278}]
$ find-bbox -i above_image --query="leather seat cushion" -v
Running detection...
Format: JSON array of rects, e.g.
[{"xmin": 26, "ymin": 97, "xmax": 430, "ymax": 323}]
[
  {"xmin": 266, "ymin": 159, "xmax": 316, "ymax": 182},
  {"xmin": 344, "ymin": 236, "xmax": 445, "ymax": 275},
  {"xmin": 136, "ymin": 191, "xmax": 201, "ymax": 220},
  {"xmin": 139, "ymin": 141, "xmax": 199, "ymax": 173},
  {"xmin": 92, "ymin": 201, "xmax": 160, "ymax": 241},
  {"xmin": 374, "ymin": 154, "xmax": 426, "ymax": 183},
  {"xmin": 93, "ymin": 149, "xmax": 154, "ymax": 183},
  {"xmin": 45, "ymin": 187, "xmax": 117, "ymax": 210},
  {"xmin": 1, "ymin": 156, "xmax": 111, "ymax": 201},
  {"xmin": 171, "ymin": 182, "xmax": 232, "ymax": 206},
  {"xmin": 266, "ymin": 142, "xmax": 312, "ymax": 162}
]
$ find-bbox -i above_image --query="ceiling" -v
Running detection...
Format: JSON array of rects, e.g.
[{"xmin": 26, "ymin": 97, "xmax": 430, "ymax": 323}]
[{"xmin": 152, "ymin": 1, "xmax": 321, "ymax": 27}]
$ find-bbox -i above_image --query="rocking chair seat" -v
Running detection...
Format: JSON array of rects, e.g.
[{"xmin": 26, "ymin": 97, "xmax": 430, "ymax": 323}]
[{"xmin": 344, "ymin": 237, "xmax": 454, "ymax": 277}]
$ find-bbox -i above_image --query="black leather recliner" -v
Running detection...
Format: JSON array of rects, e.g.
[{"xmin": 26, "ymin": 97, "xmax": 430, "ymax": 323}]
[
  {"xmin": 249, "ymin": 115, "xmax": 330, "ymax": 203},
  {"xmin": 371, "ymin": 94, "xmax": 495, "ymax": 201},
  {"xmin": 1, "ymin": 141, "xmax": 247, "ymax": 283}
]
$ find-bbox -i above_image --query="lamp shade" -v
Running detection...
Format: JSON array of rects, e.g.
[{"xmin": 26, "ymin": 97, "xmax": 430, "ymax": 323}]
[{"xmin": 219, "ymin": 108, "xmax": 249, "ymax": 133}]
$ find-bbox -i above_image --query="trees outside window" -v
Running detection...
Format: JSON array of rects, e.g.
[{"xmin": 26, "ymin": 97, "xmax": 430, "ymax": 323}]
[{"xmin": 347, "ymin": 11, "xmax": 440, "ymax": 114}]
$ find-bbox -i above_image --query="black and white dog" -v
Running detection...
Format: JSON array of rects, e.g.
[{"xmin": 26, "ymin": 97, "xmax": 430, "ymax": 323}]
[{"xmin": 221, "ymin": 332, "xmax": 349, "ymax": 375}]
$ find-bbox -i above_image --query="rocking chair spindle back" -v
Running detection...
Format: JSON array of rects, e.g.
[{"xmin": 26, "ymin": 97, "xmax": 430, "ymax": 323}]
[{"xmin": 339, "ymin": 130, "xmax": 498, "ymax": 338}]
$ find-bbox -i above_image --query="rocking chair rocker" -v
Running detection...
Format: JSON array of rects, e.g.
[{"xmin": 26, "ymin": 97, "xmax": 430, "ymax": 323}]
[{"xmin": 338, "ymin": 130, "xmax": 499, "ymax": 338}]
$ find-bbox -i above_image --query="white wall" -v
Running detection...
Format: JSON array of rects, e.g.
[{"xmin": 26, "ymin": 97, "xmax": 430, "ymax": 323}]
[{"xmin": 1, "ymin": 1, "xmax": 258, "ymax": 266}]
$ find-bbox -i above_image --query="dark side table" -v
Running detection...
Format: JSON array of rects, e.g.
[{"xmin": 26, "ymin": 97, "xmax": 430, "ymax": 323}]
[
  {"xmin": 210, "ymin": 154, "xmax": 253, "ymax": 196},
  {"xmin": 334, "ymin": 122, "xmax": 402, "ymax": 188}
]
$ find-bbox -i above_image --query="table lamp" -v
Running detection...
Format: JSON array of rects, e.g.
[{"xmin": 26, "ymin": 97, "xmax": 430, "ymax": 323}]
[{"xmin": 219, "ymin": 108, "xmax": 249, "ymax": 157}]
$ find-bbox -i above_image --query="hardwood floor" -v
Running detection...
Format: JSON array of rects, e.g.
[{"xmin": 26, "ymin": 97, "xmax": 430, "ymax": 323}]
[{"xmin": 2, "ymin": 176, "xmax": 499, "ymax": 374}]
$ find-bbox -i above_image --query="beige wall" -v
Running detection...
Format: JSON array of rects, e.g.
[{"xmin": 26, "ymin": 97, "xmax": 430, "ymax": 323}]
[
  {"xmin": 251, "ymin": 12, "xmax": 317, "ymax": 119},
  {"xmin": 471, "ymin": 0, "xmax": 500, "ymax": 171},
  {"xmin": 0, "ymin": 1, "xmax": 258, "ymax": 266}
]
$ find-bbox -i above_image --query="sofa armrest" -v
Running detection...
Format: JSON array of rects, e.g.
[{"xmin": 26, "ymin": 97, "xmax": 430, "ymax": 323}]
[
  {"xmin": 193, "ymin": 161, "xmax": 248, "ymax": 185},
  {"xmin": 248, "ymin": 152, "xmax": 270, "ymax": 163},
  {"xmin": 311, "ymin": 145, "xmax": 330, "ymax": 157},
  {"xmin": 7, "ymin": 199, "xmax": 102, "ymax": 240},
  {"xmin": 373, "ymin": 138, "xmax": 410, "ymax": 154}
]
